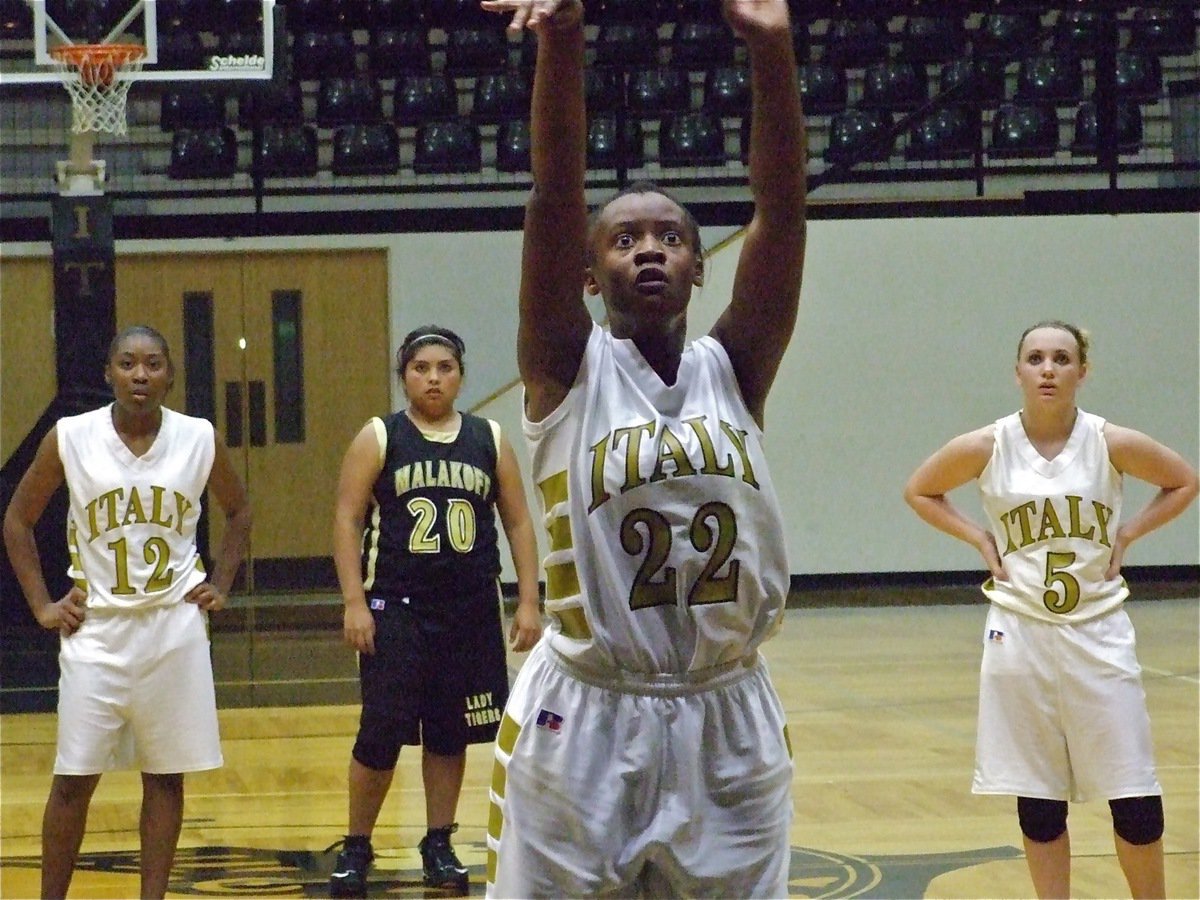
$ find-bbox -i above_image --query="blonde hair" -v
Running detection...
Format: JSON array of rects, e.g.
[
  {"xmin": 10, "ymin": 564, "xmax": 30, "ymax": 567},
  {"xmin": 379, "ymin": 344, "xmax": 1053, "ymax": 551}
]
[{"xmin": 1017, "ymin": 319, "xmax": 1090, "ymax": 367}]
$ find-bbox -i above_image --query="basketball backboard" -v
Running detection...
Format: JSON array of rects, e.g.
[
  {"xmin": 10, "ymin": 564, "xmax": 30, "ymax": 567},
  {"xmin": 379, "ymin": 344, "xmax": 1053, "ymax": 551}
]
[{"xmin": 0, "ymin": 0, "xmax": 276, "ymax": 84}]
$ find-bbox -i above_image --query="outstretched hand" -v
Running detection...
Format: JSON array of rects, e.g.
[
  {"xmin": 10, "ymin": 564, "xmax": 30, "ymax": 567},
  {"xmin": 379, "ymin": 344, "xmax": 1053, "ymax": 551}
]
[
  {"xmin": 480, "ymin": 0, "xmax": 582, "ymax": 33},
  {"xmin": 722, "ymin": 0, "xmax": 792, "ymax": 40}
]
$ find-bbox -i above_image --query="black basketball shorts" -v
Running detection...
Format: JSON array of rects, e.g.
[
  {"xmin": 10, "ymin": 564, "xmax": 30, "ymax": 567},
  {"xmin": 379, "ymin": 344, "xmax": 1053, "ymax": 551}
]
[{"xmin": 353, "ymin": 581, "xmax": 509, "ymax": 766}]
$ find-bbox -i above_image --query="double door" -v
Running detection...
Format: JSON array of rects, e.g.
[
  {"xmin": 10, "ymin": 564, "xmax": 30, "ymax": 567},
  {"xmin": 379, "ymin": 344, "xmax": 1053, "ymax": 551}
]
[{"xmin": 115, "ymin": 249, "xmax": 390, "ymax": 593}]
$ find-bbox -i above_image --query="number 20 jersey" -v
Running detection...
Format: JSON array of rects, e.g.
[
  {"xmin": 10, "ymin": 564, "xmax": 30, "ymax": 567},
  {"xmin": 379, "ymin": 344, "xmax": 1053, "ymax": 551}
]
[
  {"xmin": 524, "ymin": 323, "xmax": 791, "ymax": 677},
  {"xmin": 59, "ymin": 404, "xmax": 214, "ymax": 611}
]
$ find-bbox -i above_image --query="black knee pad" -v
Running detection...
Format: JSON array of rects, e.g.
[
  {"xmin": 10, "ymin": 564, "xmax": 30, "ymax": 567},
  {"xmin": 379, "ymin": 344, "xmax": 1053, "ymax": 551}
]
[
  {"xmin": 1109, "ymin": 795, "xmax": 1164, "ymax": 845},
  {"xmin": 351, "ymin": 728, "xmax": 403, "ymax": 772},
  {"xmin": 1017, "ymin": 796, "xmax": 1068, "ymax": 843}
]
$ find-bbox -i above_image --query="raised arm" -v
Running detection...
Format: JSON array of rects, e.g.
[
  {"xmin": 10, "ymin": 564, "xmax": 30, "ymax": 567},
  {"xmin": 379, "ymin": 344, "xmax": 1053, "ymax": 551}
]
[
  {"xmin": 482, "ymin": 0, "xmax": 592, "ymax": 421},
  {"xmin": 903, "ymin": 426, "xmax": 1004, "ymax": 579},
  {"xmin": 709, "ymin": 0, "xmax": 808, "ymax": 425}
]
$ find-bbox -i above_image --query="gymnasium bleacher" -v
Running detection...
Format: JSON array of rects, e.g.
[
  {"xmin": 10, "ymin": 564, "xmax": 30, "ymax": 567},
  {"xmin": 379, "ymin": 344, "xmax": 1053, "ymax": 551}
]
[{"xmin": 0, "ymin": 0, "xmax": 1197, "ymax": 218}]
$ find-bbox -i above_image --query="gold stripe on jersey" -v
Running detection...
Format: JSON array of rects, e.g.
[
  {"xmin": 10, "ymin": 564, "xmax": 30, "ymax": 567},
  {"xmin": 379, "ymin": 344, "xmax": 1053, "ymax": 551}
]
[
  {"xmin": 546, "ymin": 514, "xmax": 573, "ymax": 551},
  {"xmin": 545, "ymin": 562, "xmax": 580, "ymax": 603},
  {"xmin": 538, "ymin": 468, "xmax": 591, "ymax": 638},
  {"xmin": 488, "ymin": 797, "xmax": 504, "ymax": 838},
  {"xmin": 67, "ymin": 521, "xmax": 84, "ymax": 579},
  {"xmin": 555, "ymin": 606, "xmax": 591, "ymax": 639},
  {"xmin": 538, "ymin": 469, "xmax": 568, "ymax": 510},
  {"xmin": 362, "ymin": 502, "xmax": 383, "ymax": 591},
  {"xmin": 487, "ymin": 800, "xmax": 504, "ymax": 883},
  {"xmin": 488, "ymin": 713, "xmax": 520, "ymax": 883},
  {"xmin": 487, "ymin": 796, "xmax": 505, "ymax": 882},
  {"xmin": 496, "ymin": 711, "xmax": 520, "ymax": 757},
  {"xmin": 484, "ymin": 720, "xmax": 518, "ymax": 888},
  {"xmin": 487, "ymin": 846, "xmax": 499, "ymax": 887}
]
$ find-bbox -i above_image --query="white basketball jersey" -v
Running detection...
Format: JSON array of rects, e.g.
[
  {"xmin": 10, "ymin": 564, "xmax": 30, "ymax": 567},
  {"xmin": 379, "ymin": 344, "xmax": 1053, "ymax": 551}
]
[
  {"xmin": 523, "ymin": 323, "xmax": 790, "ymax": 675},
  {"xmin": 978, "ymin": 410, "xmax": 1127, "ymax": 624},
  {"xmin": 58, "ymin": 405, "xmax": 215, "ymax": 611}
]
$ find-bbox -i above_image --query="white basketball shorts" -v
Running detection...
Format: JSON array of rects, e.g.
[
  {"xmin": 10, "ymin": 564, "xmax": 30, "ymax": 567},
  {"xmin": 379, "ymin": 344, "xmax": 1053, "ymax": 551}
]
[
  {"xmin": 486, "ymin": 642, "xmax": 793, "ymax": 899},
  {"xmin": 55, "ymin": 602, "xmax": 223, "ymax": 775},
  {"xmin": 973, "ymin": 603, "xmax": 1161, "ymax": 802}
]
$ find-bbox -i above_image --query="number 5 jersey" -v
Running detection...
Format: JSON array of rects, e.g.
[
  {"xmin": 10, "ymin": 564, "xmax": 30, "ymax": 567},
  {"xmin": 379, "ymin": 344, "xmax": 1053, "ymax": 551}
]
[{"xmin": 978, "ymin": 409, "xmax": 1128, "ymax": 624}]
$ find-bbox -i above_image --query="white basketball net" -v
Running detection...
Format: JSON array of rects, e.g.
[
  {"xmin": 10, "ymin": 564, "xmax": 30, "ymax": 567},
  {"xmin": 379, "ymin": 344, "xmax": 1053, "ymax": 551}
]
[{"xmin": 50, "ymin": 45, "xmax": 146, "ymax": 136}]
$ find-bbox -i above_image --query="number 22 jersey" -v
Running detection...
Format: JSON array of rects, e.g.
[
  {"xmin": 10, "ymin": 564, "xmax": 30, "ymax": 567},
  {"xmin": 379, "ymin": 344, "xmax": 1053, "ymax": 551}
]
[{"xmin": 523, "ymin": 323, "xmax": 791, "ymax": 677}]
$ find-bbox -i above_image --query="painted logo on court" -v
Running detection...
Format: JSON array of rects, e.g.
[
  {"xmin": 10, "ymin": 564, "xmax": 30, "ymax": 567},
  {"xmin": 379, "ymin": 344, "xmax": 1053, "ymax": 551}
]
[{"xmin": 1, "ymin": 842, "xmax": 1022, "ymax": 897}]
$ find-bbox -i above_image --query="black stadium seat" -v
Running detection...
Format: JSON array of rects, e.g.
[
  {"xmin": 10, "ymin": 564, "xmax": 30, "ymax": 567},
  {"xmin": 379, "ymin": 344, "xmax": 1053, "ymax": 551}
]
[
  {"xmin": 369, "ymin": 27, "xmax": 432, "ymax": 78},
  {"xmin": 825, "ymin": 108, "xmax": 894, "ymax": 165},
  {"xmin": 444, "ymin": 24, "xmax": 510, "ymax": 75},
  {"xmin": 898, "ymin": 15, "xmax": 967, "ymax": 65},
  {"xmin": 292, "ymin": 29, "xmax": 358, "ymax": 80},
  {"xmin": 472, "ymin": 71, "xmax": 530, "ymax": 123},
  {"xmin": 1071, "ymin": 99, "xmax": 1143, "ymax": 156},
  {"xmin": 860, "ymin": 61, "xmax": 928, "ymax": 112},
  {"xmin": 658, "ymin": 111, "xmax": 725, "ymax": 167},
  {"xmin": 413, "ymin": 119, "xmax": 482, "ymax": 174},
  {"xmin": 1128, "ymin": 6, "xmax": 1197, "ymax": 57},
  {"xmin": 169, "ymin": 126, "xmax": 239, "ymax": 178},
  {"xmin": 587, "ymin": 114, "xmax": 645, "ymax": 169},
  {"xmin": 703, "ymin": 66, "xmax": 750, "ymax": 118},
  {"xmin": 331, "ymin": 123, "xmax": 400, "ymax": 175},
  {"xmin": 1114, "ymin": 51, "xmax": 1164, "ymax": 102},
  {"xmin": 161, "ymin": 87, "xmax": 226, "ymax": 132},
  {"xmin": 671, "ymin": 18, "xmax": 734, "ymax": 71},
  {"xmin": 1014, "ymin": 53, "xmax": 1084, "ymax": 106},
  {"xmin": 798, "ymin": 63, "xmax": 847, "ymax": 116},
  {"xmin": 495, "ymin": 117, "xmax": 530, "ymax": 173},
  {"xmin": 627, "ymin": 66, "xmax": 691, "ymax": 117},
  {"xmin": 906, "ymin": 106, "xmax": 979, "ymax": 161},
  {"xmin": 317, "ymin": 76, "xmax": 383, "ymax": 128},
  {"xmin": 594, "ymin": 23, "xmax": 661, "ymax": 69},
  {"xmin": 990, "ymin": 103, "xmax": 1060, "ymax": 158},
  {"xmin": 256, "ymin": 124, "xmax": 319, "ymax": 177},
  {"xmin": 238, "ymin": 81, "xmax": 305, "ymax": 128},
  {"xmin": 394, "ymin": 73, "xmax": 458, "ymax": 127}
]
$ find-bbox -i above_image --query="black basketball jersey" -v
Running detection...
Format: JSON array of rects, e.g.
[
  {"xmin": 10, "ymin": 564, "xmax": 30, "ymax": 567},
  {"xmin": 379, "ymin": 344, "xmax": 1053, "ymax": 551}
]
[{"xmin": 362, "ymin": 411, "xmax": 501, "ymax": 597}]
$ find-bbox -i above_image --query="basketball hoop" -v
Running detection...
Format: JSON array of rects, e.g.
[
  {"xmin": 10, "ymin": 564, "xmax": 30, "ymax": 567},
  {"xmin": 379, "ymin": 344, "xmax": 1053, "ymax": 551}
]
[{"xmin": 49, "ymin": 44, "xmax": 146, "ymax": 136}]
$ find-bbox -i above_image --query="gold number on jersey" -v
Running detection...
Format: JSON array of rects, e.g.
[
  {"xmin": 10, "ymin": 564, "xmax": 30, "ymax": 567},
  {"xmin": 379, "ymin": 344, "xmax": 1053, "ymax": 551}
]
[
  {"xmin": 622, "ymin": 509, "xmax": 677, "ymax": 610},
  {"xmin": 688, "ymin": 501, "xmax": 740, "ymax": 606},
  {"xmin": 106, "ymin": 536, "xmax": 177, "ymax": 595},
  {"xmin": 623, "ymin": 501, "xmax": 740, "ymax": 611},
  {"xmin": 406, "ymin": 496, "xmax": 478, "ymax": 554},
  {"xmin": 1042, "ymin": 550, "xmax": 1080, "ymax": 614}
]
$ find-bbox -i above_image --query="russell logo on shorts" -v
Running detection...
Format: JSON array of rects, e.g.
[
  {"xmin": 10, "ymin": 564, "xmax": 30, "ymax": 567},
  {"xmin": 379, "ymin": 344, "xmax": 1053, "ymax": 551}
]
[{"xmin": 536, "ymin": 709, "xmax": 564, "ymax": 732}]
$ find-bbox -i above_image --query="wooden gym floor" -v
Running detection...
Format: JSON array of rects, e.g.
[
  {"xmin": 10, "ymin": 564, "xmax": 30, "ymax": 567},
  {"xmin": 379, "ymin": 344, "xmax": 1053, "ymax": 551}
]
[{"xmin": 1, "ymin": 597, "xmax": 1196, "ymax": 899}]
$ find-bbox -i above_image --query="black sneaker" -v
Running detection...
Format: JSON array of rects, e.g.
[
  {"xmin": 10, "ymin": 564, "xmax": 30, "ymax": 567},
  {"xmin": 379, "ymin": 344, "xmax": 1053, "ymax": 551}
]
[
  {"xmin": 418, "ymin": 823, "xmax": 469, "ymax": 890},
  {"xmin": 328, "ymin": 835, "xmax": 374, "ymax": 898}
]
